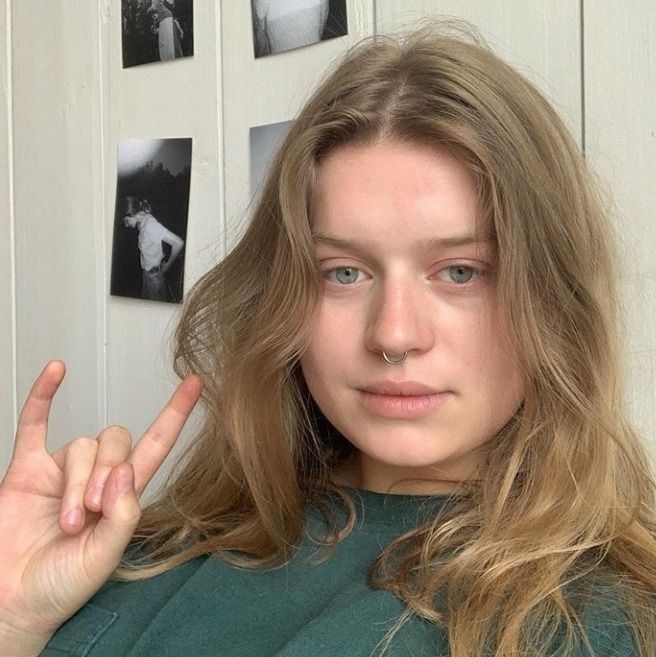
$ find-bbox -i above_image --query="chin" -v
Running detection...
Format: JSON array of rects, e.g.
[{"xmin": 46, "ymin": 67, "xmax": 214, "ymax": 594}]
[{"xmin": 352, "ymin": 430, "xmax": 470, "ymax": 470}]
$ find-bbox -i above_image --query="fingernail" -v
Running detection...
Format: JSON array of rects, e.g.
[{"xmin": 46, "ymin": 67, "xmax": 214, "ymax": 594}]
[
  {"xmin": 117, "ymin": 467, "xmax": 133, "ymax": 494},
  {"xmin": 65, "ymin": 508, "xmax": 82, "ymax": 526},
  {"xmin": 89, "ymin": 486, "xmax": 103, "ymax": 507}
]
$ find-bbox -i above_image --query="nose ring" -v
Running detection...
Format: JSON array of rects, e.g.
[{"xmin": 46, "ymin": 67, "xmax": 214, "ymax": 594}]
[{"xmin": 382, "ymin": 351, "xmax": 407, "ymax": 365}]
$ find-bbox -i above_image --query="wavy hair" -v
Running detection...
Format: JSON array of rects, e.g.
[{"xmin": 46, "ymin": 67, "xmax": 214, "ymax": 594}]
[{"xmin": 117, "ymin": 22, "xmax": 656, "ymax": 657}]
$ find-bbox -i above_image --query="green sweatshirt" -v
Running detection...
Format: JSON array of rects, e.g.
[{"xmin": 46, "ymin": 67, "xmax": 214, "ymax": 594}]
[{"xmin": 40, "ymin": 488, "xmax": 637, "ymax": 657}]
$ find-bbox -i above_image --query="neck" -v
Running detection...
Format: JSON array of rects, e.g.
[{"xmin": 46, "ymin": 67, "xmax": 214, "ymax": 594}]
[{"xmin": 333, "ymin": 450, "xmax": 479, "ymax": 495}]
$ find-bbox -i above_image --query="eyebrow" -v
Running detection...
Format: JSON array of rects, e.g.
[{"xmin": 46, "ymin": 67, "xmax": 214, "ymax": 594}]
[{"xmin": 311, "ymin": 232, "xmax": 495, "ymax": 252}]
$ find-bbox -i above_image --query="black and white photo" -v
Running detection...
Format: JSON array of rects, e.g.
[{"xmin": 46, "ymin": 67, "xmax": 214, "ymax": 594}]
[
  {"xmin": 111, "ymin": 138, "xmax": 192, "ymax": 303},
  {"xmin": 122, "ymin": 0, "xmax": 194, "ymax": 68},
  {"xmin": 251, "ymin": 0, "xmax": 347, "ymax": 58},
  {"xmin": 249, "ymin": 120, "xmax": 293, "ymax": 203}
]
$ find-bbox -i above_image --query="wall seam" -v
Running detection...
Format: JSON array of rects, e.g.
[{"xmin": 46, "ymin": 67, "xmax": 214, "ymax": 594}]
[
  {"xmin": 7, "ymin": 0, "xmax": 17, "ymax": 429},
  {"xmin": 579, "ymin": 0, "xmax": 586, "ymax": 156},
  {"xmin": 217, "ymin": 0, "xmax": 227, "ymax": 257},
  {"xmin": 97, "ymin": 1, "xmax": 108, "ymax": 427}
]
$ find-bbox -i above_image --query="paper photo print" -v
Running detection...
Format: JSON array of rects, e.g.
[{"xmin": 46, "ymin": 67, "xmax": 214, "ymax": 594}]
[
  {"xmin": 111, "ymin": 138, "xmax": 192, "ymax": 303},
  {"xmin": 251, "ymin": 0, "xmax": 347, "ymax": 58},
  {"xmin": 249, "ymin": 119, "xmax": 294, "ymax": 205},
  {"xmin": 122, "ymin": 0, "xmax": 194, "ymax": 68}
]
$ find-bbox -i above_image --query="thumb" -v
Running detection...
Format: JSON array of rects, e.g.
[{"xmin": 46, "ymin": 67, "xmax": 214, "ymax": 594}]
[{"xmin": 88, "ymin": 463, "xmax": 142, "ymax": 573}]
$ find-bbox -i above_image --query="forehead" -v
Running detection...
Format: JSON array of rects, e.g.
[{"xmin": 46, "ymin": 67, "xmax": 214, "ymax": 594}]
[{"xmin": 312, "ymin": 139, "xmax": 489, "ymax": 247}]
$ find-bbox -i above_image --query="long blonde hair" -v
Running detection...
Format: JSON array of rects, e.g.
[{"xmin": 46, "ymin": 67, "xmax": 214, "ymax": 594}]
[{"xmin": 119, "ymin": 22, "xmax": 656, "ymax": 657}]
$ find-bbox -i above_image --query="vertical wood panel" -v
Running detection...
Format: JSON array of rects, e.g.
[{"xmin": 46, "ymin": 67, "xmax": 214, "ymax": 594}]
[
  {"xmin": 376, "ymin": 0, "xmax": 582, "ymax": 146},
  {"xmin": 0, "ymin": 0, "xmax": 14, "ymax": 476},
  {"xmin": 103, "ymin": 0, "xmax": 222, "ymax": 499},
  {"xmin": 12, "ymin": 1, "xmax": 104, "ymax": 452},
  {"xmin": 584, "ymin": 2, "xmax": 656, "ymax": 455}
]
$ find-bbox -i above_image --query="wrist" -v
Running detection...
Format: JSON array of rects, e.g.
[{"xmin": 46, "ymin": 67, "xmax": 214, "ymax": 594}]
[{"xmin": 0, "ymin": 622, "xmax": 53, "ymax": 657}]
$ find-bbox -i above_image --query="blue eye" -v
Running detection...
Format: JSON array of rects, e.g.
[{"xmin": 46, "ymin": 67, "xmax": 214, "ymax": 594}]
[
  {"xmin": 442, "ymin": 265, "xmax": 480, "ymax": 284},
  {"xmin": 325, "ymin": 266, "xmax": 362, "ymax": 284}
]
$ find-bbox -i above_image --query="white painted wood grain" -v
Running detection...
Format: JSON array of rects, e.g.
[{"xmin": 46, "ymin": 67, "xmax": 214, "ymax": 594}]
[
  {"xmin": 11, "ymin": 2, "xmax": 105, "ymax": 458},
  {"xmin": 376, "ymin": 0, "xmax": 582, "ymax": 146},
  {"xmin": 584, "ymin": 2, "xmax": 656, "ymax": 455},
  {"xmin": 0, "ymin": 0, "xmax": 15, "ymax": 476}
]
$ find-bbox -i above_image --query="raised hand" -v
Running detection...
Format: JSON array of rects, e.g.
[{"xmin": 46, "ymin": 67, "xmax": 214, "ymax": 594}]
[{"xmin": 0, "ymin": 361, "xmax": 203, "ymax": 652}]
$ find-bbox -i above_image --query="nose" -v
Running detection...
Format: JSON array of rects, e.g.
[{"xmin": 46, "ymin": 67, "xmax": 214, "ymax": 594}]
[{"xmin": 364, "ymin": 277, "xmax": 434, "ymax": 360}]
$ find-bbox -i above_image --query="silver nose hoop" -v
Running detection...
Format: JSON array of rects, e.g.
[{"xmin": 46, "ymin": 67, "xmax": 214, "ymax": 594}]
[{"xmin": 382, "ymin": 351, "xmax": 407, "ymax": 365}]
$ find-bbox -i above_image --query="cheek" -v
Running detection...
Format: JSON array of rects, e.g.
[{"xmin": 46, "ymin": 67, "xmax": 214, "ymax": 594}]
[
  {"xmin": 299, "ymin": 322, "xmax": 335, "ymax": 394},
  {"xmin": 461, "ymin": 315, "xmax": 523, "ymax": 397},
  {"xmin": 460, "ymin": 333, "xmax": 523, "ymax": 439},
  {"xmin": 299, "ymin": 351, "xmax": 343, "ymax": 427},
  {"xmin": 485, "ymin": 339, "xmax": 524, "ymax": 414},
  {"xmin": 299, "ymin": 303, "xmax": 324, "ymax": 385},
  {"xmin": 300, "ymin": 308, "xmax": 358, "ymax": 404},
  {"xmin": 306, "ymin": 302, "xmax": 360, "ymax": 358}
]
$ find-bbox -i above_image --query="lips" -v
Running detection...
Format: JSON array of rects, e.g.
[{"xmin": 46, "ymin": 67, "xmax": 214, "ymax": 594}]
[
  {"xmin": 360, "ymin": 381, "xmax": 443, "ymax": 396},
  {"xmin": 357, "ymin": 381, "xmax": 451, "ymax": 418}
]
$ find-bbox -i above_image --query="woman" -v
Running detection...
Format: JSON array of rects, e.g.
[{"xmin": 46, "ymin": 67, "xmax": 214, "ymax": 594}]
[
  {"xmin": 122, "ymin": 196, "xmax": 185, "ymax": 302},
  {"xmin": 1, "ymin": 24, "xmax": 655, "ymax": 657}
]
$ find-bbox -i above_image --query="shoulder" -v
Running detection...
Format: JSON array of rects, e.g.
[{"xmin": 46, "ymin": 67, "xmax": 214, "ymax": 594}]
[{"xmin": 140, "ymin": 214, "xmax": 167, "ymax": 233}]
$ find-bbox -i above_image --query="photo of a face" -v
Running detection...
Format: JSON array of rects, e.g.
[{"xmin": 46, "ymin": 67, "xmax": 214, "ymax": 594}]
[{"xmin": 251, "ymin": 0, "xmax": 347, "ymax": 58}]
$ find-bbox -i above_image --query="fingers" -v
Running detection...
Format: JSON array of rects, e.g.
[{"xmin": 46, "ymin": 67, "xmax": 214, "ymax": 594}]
[
  {"xmin": 99, "ymin": 463, "xmax": 140, "ymax": 526},
  {"xmin": 86, "ymin": 462, "xmax": 142, "ymax": 574},
  {"xmin": 60, "ymin": 437, "xmax": 98, "ymax": 534},
  {"xmin": 84, "ymin": 427, "xmax": 132, "ymax": 512},
  {"xmin": 59, "ymin": 427, "xmax": 133, "ymax": 533},
  {"xmin": 129, "ymin": 374, "xmax": 203, "ymax": 495},
  {"xmin": 13, "ymin": 360, "xmax": 66, "ymax": 460},
  {"xmin": 18, "ymin": 369, "xmax": 202, "ymax": 540}
]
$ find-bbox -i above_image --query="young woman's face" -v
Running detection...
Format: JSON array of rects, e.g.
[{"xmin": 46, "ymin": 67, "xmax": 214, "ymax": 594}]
[
  {"xmin": 300, "ymin": 138, "xmax": 524, "ymax": 494},
  {"xmin": 123, "ymin": 214, "xmax": 139, "ymax": 229}
]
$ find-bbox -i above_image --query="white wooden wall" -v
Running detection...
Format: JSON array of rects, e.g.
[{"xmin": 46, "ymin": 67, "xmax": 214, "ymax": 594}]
[
  {"xmin": 1, "ymin": 1, "xmax": 654, "ymax": 486},
  {"xmin": 584, "ymin": 5, "xmax": 656, "ymax": 450},
  {"xmin": 1, "ymin": 0, "xmax": 14, "ymax": 473}
]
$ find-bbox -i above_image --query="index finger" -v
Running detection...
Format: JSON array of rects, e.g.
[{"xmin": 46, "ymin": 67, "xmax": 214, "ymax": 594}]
[
  {"xmin": 13, "ymin": 360, "xmax": 67, "ymax": 460},
  {"xmin": 128, "ymin": 374, "xmax": 203, "ymax": 495}
]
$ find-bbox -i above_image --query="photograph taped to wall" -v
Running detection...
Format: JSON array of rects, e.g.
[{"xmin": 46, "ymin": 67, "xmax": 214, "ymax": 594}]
[
  {"xmin": 251, "ymin": 0, "xmax": 347, "ymax": 58},
  {"xmin": 250, "ymin": 120, "xmax": 294, "ymax": 205},
  {"xmin": 122, "ymin": 0, "xmax": 194, "ymax": 68},
  {"xmin": 111, "ymin": 138, "xmax": 192, "ymax": 303}
]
